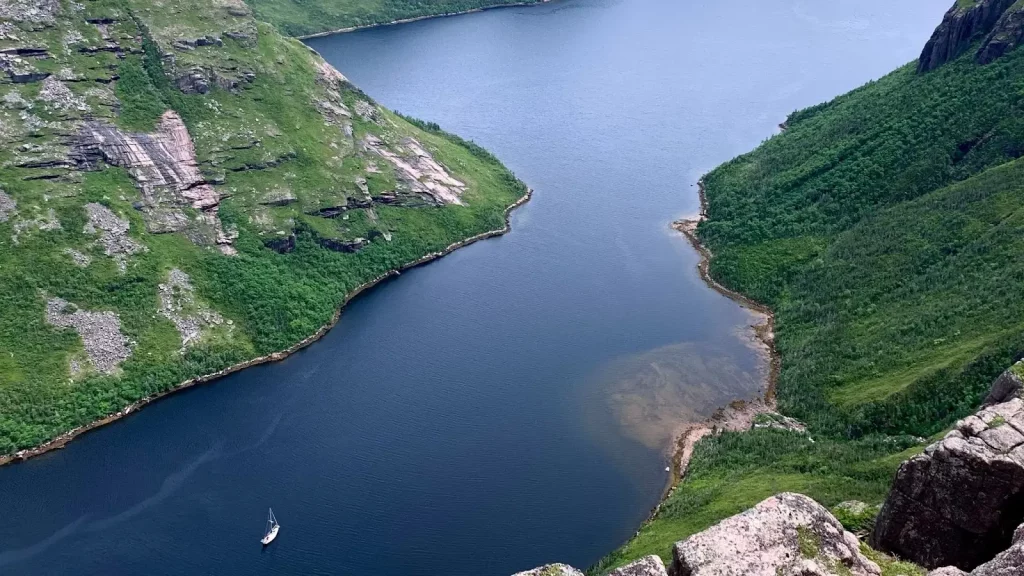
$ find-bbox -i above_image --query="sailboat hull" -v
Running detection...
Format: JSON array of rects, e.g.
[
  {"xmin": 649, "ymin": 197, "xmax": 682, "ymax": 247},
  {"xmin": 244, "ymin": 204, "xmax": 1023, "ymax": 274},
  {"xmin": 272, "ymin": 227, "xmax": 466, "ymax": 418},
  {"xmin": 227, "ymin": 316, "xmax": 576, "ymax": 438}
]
[{"xmin": 261, "ymin": 524, "xmax": 280, "ymax": 546}]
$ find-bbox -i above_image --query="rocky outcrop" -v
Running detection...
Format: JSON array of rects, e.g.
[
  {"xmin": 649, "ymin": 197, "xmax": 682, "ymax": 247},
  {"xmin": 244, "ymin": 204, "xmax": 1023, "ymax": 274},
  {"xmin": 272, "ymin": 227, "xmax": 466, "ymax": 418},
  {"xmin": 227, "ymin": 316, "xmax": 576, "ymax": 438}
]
[
  {"xmin": 361, "ymin": 134, "xmax": 466, "ymax": 205},
  {"xmin": 72, "ymin": 111, "xmax": 234, "ymax": 254},
  {"xmin": 871, "ymin": 396, "xmax": 1024, "ymax": 570},
  {"xmin": 45, "ymin": 297, "xmax": 131, "ymax": 375},
  {"xmin": 918, "ymin": 0, "xmax": 1016, "ymax": 72},
  {"xmin": 986, "ymin": 362, "xmax": 1024, "ymax": 405},
  {"xmin": 928, "ymin": 523, "xmax": 1024, "ymax": 575},
  {"xmin": 672, "ymin": 493, "xmax": 880, "ymax": 576},
  {"xmin": 977, "ymin": 4, "xmax": 1024, "ymax": 63}
]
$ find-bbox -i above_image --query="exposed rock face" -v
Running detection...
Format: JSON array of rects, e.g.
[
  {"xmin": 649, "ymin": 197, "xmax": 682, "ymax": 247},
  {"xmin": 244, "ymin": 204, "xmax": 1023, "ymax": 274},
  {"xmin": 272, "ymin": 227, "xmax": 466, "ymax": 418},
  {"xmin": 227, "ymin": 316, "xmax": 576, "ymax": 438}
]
[
  {"xmin": 978, "ymin": 4, "xmax": 1024, "ymax": 63},
  {"xmin": 918, "ymin": 0, "xmax": 1016, "ymax": 72},
  {"xmin": 673, "ymin": 493, "xmax": 881, "ymax": 576},
  {"xmin": 608, "ymin": 555, "xmax": 669, "ymax": 576},
  {"xmin": 928, "ymin": 523, "xmax": 1024, "ymax": 575},
  {"xmin": 512, "ymin": 564, "xmax": 585, "ymax": 576},
  {"xmin": 72, "ymin": 111, "xmax": 234, "ymax": 253},
  {"xmin": 361, "ymin": 134, "xmax": 466, "ymax": 205},
  {"xmin": 871, "ymin": 397, "xmax": 1024, "ymax": 570},
  {"xmin": 45, "ymin": 297, "xmax": 130, "ymax": 374}
]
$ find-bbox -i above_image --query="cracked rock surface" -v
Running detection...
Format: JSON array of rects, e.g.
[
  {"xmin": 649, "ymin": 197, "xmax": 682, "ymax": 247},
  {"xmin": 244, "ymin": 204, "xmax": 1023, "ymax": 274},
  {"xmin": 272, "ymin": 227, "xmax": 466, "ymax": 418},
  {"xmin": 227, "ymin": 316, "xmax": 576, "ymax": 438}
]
[
  {"xmin": 73, "ymin": 111, "xmax": 232, "ymax": 251},
  {"xmin": 362, "ymin": 134, "xmax": 466, "ymax": 205},
  {"xmin": 871, "ymin": 395, "xmax": 1024, "ymax": 570},
  {"xmin": 673, "ymin": 493, "xmax": 881, "ymax": 576},
  {"xmin": 45, "ymin": 297, "xmax": 130, "ymax": 375}
]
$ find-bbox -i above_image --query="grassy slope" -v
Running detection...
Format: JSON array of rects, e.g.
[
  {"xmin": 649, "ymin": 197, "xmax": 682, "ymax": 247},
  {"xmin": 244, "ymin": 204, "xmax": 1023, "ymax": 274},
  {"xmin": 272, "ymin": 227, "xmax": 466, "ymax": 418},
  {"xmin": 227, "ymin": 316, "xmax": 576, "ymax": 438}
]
[
  {"xmin": 245, "ymin": 0, "xmax": 546, "ymax": 37},
  {"xmin": 596, "ymin": 43, "xmax": 1024, "ymax": 573},
  {"xmin": 0, "ymin": 0, "xmax": 525, "ymax": 454}
]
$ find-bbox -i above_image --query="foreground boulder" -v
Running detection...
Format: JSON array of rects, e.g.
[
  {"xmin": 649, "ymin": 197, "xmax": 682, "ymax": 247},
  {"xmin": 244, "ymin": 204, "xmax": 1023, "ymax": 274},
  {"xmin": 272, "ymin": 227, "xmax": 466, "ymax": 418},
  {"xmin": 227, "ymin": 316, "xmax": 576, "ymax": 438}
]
[
  {"xmin": 512, "ymin": 556, "xmax": 667, "ymax": 576},
  {"xmin": 672, "ymin": 492, "xmax": 880, "ymax": 576},
  {"xmin": 512, "ymin": 565, "xmax": 584, "ymax": 576},
  {"xmin": 928, "ymin": 523, "xmax": 1024, "ymax": 575},
  {"xmin": 871, "ymin": 397, "xmax": 1024, "ymax": 570},
  {"xmin": 608, "ymin": 556, "xmax": 668, "ymax": 576}
]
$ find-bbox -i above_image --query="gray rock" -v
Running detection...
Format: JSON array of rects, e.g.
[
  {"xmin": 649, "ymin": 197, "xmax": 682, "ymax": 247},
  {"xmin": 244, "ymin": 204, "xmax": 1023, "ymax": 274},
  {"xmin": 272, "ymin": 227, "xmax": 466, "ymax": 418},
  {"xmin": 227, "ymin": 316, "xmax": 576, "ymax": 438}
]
[
  {"xmin": 0, "ymin": 0, "xmax": 60, "ymax": 24},
  {"xmin": 608, "ymin": 555, "xmax": 668, "ymax": 576},
  {"xmin": 45, "ymin": 297, "xmax": 130, "ymax": 374},
  {"xmin": 977, "ymin": 3, "xmax": 1024, "ymax": 64},
  {"xmin": 672, "ymin": 493, "xmax": 880, "ymax": 576},
  {"xmin": 871, "ymin": 397, "xmax": 1024, "ymax": 570},
  {"xmin": 918, "ymin": 0, "xmax": 1016, "ymax": 72},
  {"xmin": 158, "ymin": 268, "xmax": 225, "ymax": 351},
  {"xmin": 511, "ymin": 564, "xmax": 584, "ymax": 576},
  {"xmin": 0, "ymin": 189, "xmax": 16, "ymax": 222},
  {"xmin": 985, "ymin": 363, "xmax": 1024, "ymax": 405},
  {"xmin": 83, "ymin": 203, "xmax": 145, "ymax": 272}
]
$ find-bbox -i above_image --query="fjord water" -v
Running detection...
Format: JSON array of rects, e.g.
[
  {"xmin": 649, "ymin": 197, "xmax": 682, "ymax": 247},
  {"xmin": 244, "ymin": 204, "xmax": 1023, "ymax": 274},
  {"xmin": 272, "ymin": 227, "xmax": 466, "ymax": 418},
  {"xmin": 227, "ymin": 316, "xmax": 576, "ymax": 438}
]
[{"xmin": 0, "ymin": 1, "xmax": 945, "ymax": 574}]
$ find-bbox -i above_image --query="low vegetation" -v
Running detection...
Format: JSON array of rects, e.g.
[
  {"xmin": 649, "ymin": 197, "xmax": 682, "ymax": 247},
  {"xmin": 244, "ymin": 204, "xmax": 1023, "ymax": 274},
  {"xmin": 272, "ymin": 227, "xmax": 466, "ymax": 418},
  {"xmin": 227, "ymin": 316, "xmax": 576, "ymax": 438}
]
[
  {"xmin": 0, "ymin": 0, "xmax": 525, "ymax": 455},
  {"xmin": 596, "ymin": 34, "xmax": 1024, "ymax": 575}
]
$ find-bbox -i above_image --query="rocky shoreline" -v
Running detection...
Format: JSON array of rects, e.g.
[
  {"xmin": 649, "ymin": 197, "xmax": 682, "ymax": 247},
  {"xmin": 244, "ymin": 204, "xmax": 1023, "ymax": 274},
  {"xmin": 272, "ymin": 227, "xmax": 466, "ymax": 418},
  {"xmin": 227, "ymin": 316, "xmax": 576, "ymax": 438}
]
[
  {"xmin": 297, "ymin": 0, "xmax": 552, "ymax": 39},
  {"xmin": 620, "ymin": 179, "xmax": 784, "ymax": 547},
  {"xmin": 0, "ymin": 189, "xmax": 533, "ymax": 468}
]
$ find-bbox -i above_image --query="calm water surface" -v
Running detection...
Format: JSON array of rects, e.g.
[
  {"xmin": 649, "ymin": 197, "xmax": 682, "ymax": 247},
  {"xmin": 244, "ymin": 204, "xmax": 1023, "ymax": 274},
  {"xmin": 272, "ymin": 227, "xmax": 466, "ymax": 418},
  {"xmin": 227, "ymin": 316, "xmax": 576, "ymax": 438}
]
[{"xmin": 0, "ymin": 1, "xmax": 944, "ymax": 574}]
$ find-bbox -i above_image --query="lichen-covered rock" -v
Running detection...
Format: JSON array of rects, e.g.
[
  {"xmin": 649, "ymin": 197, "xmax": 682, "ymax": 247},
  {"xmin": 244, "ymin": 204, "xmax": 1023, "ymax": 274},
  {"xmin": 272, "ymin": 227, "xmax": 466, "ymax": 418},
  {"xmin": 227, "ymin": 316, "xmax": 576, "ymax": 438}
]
[
  {"xmin": 871, "ymin": 398, "xmax": 1024, "ymax": 570},
  {"xmin": 672, "ymin": 493, "xmax": 880, "ymax": 576},
  {"xmin": 512, "ymin": 564, "xmax": 584, "ymax": 576},
  {"xmin": 608, "ymin": 555, "xmax": 668, "ymax": 576},
  {"xmin": 928, "ymin": 523, "xmax": 1024, "ymax": 575},
  {"xmin": 918, "ymin": 0, "xmax": 1016, "ymax": 72}
]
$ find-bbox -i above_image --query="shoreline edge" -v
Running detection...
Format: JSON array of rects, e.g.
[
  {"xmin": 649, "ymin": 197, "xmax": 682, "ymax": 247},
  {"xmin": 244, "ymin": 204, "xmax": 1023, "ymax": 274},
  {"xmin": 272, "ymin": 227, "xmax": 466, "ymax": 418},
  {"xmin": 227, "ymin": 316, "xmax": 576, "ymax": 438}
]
[{"xmin": 0, "ymin": 188, "xmax": 534, "ymax": 467}]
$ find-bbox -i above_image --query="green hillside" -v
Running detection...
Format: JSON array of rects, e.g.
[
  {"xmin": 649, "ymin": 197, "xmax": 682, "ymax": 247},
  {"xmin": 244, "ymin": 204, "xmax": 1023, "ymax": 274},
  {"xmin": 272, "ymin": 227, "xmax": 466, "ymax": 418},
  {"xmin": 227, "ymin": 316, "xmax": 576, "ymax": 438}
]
[
  {"xmin": 597, "ymin": 3, "xmax": 1024, "ymax": 572},
  {"xmin": 245, "ymin": 0, "xmax": 546, "ymax": 37},
  {"xmin": 0, "ymin": 0, "xmax": 525, "ymax": 456}
]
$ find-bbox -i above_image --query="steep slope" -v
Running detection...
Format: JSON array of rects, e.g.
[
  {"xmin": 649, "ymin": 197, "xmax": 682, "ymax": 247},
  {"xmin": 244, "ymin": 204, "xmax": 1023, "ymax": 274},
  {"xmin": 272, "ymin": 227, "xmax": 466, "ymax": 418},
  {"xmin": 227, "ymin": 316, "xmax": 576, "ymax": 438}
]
[
  {"xmin": 243, "ymin": 0, "xmax": 547, "ymax": 37},
  {"xmin": 0, "ymin": 0, "xmax": 527, "ymax": 457},
  {"xmin": 597, "ymin": 1, "xmax": 1024, "ymax": 572}
]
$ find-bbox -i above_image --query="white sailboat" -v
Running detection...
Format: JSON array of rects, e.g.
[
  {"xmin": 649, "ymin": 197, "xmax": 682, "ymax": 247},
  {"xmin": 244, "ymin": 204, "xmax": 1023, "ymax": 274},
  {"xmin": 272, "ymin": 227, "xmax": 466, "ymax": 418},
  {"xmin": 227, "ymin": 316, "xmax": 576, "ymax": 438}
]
[{"xmin": 261, "ymin": 508, "xmax": 280, "ymax": 546}]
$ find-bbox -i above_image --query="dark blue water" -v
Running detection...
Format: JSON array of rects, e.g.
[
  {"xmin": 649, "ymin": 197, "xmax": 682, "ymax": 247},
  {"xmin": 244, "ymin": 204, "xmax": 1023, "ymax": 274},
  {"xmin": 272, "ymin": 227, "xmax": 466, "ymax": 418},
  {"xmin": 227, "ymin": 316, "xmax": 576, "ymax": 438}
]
[{"xmin": 0, "ymin": 1, "xmax": 945, "ymax": 574}]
